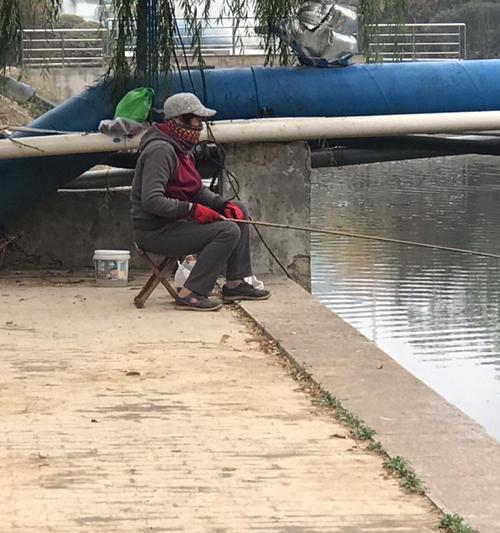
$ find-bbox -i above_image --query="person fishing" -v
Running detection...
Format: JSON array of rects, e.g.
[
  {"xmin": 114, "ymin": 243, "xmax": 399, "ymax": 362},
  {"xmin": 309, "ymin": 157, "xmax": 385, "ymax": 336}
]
[{"xmin": 130, "ymin": 92, "xmax": 270, "ymax": 311}]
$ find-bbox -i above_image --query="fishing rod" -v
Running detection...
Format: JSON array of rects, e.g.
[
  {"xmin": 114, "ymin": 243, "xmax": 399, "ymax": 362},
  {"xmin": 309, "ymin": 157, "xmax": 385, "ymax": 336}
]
[
  {"xmin": 202, "ymin": 130, "xmax": 500, "ymax": 262},
  {"xmin": 226, "ymin": 218, "xmax": 500, "ymax": 260}
]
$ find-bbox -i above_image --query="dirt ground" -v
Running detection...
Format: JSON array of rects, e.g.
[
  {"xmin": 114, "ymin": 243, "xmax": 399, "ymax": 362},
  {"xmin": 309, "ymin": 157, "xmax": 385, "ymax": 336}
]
[{"xmin": 0, "ymin": 94, "xmax": 32, "ymax": 127}]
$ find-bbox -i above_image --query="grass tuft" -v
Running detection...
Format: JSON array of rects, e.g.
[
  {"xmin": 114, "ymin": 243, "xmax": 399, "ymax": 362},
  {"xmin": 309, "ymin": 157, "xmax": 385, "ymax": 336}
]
[
  {"xmin": 367, "ymin": 440, "xmax": 385, "ymax": 454},
  {"xmin": 440, "ymin": 513, "xmax": 478, "ymax": 533},
  {"xmin": 321, "ymin": 392, "xmax": 376, "ymax": 441},
  {"xmin": 383, "ymin": 456, "xmax": 424, "ymax": 494}
]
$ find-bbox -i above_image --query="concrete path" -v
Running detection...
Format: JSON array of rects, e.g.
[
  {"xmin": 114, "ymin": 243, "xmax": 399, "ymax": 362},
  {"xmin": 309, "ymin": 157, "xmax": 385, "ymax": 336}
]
[
  {"xmin": 0, "ymin": 274, "xmax": 440, "ymax": 532},
  {"xmin": 240, "ymin": 278, "xmax": 500, "ymax": 533}
]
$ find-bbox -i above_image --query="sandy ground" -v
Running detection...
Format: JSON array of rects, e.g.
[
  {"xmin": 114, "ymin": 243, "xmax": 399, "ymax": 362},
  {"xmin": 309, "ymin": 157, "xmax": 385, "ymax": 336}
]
[{"xmin": 0, "ymin": 274, "xmax": 440, "ymax": 532}]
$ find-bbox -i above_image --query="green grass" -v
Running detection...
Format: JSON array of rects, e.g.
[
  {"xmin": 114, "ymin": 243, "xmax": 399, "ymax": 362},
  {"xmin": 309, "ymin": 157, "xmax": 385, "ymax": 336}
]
[
  {"xmin": 440, "ymin": 513, "xmax": 478, "ymax": 533},
  {"xmin": 319, "ymin": 391, "xmax": 376, "ymax": 441},
  {"xmin": 320, "ymin": 392, "xmax": 422, "ymax": 494},
  {"xmin": 366, "ymin": 440, "xmax": 385, "ymax": 454},
  {"xmin": 383, "ymin": 456, "xmax": 424, "ymax": 494}
]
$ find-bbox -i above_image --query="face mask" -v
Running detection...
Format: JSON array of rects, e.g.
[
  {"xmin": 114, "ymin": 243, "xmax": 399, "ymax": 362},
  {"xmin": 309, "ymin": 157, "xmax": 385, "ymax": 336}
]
[{"xmin": 159, "ymin": 119, "xmax": 201, "ymax": 148}]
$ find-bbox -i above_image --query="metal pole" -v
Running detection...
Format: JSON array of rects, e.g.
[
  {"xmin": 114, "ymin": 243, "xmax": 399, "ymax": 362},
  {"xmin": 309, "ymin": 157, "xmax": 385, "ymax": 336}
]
[
  {"xmin": 412, "ymin": 26, "xmax": 416, "ymax": 61},
  {"xmin": 463, "ymin": 24, "xmax": 467, "ymax": 60},
  {"xmin": 20, "ymin": 30, "xmax": 25, "ymax": 67},
  {"xmin": 61, "ymin": 30, "xmax": 65, "ymax": 68},
  {"xmin": 232, "ymin": 17, "xmax": 236, "ymax": 56}
]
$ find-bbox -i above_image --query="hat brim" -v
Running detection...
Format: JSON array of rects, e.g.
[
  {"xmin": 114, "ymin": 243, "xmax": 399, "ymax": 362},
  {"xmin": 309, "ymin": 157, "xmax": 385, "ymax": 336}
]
[{"xmin": 194, "ymin": 105, "xmax": 217, "ymax": 118}]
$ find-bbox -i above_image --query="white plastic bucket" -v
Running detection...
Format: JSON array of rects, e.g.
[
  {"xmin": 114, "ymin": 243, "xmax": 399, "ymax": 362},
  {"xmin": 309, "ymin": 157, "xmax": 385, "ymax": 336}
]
[{"xmin": 93, "ymin": 249, "xmax": 130, "ymax": 287}]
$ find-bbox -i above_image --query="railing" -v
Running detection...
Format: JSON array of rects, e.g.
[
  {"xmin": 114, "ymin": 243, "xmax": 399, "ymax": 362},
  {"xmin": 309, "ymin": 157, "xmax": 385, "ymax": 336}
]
[
  {"xmin": 21, "ymin": 20, "xmax": 264, "ymax": 68},
  {"xmin": 367, "ymin": 23, "xmax": 467, "ymax": 62},
  {"xmin": 21, "ymin": 28, "xmax": 108, "ymax": 68},
  {"xmin": 172, "ymin": 17, "xmax": 264, "ymax": 56},
  {"xmin": 20, "ymin": 21, "xmax": 467, "ymax": 68}
]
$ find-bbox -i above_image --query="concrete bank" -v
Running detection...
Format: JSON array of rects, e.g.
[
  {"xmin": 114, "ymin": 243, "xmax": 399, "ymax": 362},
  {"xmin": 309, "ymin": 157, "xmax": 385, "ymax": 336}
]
[
  {"xmin": 3, "ymin": 142, "xmax": 311, "ymax": 286},
  {"xmin": 0, "ymin": 273, "xmax": 441, "ymax": 532},
  {"xmin": 240, "ymin": 278, "xmax": 500, "ymax": 533}
]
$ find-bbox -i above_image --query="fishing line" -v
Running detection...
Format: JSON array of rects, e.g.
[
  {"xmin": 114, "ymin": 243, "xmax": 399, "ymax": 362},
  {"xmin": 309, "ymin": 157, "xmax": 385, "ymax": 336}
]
[{"xmin": 200, "ymin": 125, "xmax": 292, "ymax": 278}]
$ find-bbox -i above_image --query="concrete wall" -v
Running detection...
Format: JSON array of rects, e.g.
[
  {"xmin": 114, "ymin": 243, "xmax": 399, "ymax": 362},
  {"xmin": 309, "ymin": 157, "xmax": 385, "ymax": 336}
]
[
  {"xmin": 3, "ymin": 142, "xmax": 311, "ymax": 287},
  {"xmin": 13, "ymin": 57, "xmax": 266, "ymax": 102},
  {"xmin": 224, "ymin": 142, "xmax": 311, "ymax": 288},
  {"xmin": 12, "ymin": 67, "xmax": 106, "ymax": 103},
  {"xmin": 3, "ymin": 189, "xmax": 133, "ymax": 269}
]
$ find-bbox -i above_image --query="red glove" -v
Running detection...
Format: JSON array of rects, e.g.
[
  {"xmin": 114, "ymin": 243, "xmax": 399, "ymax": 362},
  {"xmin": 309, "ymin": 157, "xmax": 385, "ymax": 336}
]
[
  {"xmin": 223, "ymin": 202, "xmax": 244, "ymax": 221},
  {"xmin": 192, "ymin": 203, "xmax": 225, "ymax": 224}
]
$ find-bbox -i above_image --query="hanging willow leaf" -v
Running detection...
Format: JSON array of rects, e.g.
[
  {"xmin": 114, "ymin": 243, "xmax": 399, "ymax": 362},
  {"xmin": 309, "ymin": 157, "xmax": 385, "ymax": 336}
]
[
  {"xmin": 359, "ymin": 0, "xmax": 408, "ymax": 62},
  {"xmin": 0, "ymin": 0, "xmax": 406, "ymax": 97},
  {"xmin": 0, "ymin": 1, "xmax": 22, "ymax": 70},
  {"xmin": 0, "ymin": 0, "xmax": 65, "ymax": 73}
]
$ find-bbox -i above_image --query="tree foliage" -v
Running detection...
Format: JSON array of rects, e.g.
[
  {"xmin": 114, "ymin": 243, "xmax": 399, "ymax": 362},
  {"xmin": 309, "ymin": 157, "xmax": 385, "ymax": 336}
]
[
  {"xmin": 432, "ymin": 2, "xmax": 500, "ymax": 59},
  {"xmin": 401, "ymin": 0, "xmax": 468, "ymax": 22},
  {"xmin": 400, "ymin": 0, "xmax": 500, "ymax": 58},
  {"xmin": 0, "ymin": 0, "xmax": 407, "ymax": 88}
]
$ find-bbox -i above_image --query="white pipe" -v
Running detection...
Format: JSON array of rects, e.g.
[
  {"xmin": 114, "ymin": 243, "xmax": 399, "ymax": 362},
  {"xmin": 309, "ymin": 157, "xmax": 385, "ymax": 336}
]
[
  {"xmin": 209, "ymin": 113, "xmax": 500, "ymax": 143},
  {"xmin": 0, "ymin": 133, "xmax": 140, "ymax": 159},
  {"xmin": 3, "ymin": 111, "xmax": 500, "ymax": 159}
]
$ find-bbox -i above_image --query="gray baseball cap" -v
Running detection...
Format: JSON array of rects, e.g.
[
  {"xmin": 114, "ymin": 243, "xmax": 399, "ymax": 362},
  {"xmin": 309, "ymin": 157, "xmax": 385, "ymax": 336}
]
[{"xmin": 163, "ymin": 92, "xmax": 216, "ymax": 119}]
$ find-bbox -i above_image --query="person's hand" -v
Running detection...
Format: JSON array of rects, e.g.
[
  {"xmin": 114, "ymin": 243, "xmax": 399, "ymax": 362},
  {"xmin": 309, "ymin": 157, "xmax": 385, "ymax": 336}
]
[
  {"xmin": 192, "ymin": 203, "xmax": 225, "ymax": 224},
  {"xmin": 223, "ymin": 202, "xmax": 244, "ymax": 221}
]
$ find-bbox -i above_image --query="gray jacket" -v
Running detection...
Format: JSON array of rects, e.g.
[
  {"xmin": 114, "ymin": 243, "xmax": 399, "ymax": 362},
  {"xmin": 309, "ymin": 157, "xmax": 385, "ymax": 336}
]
[{"xmin": 130, "ymin": 124, "xmax": 225, "ymax": 229}]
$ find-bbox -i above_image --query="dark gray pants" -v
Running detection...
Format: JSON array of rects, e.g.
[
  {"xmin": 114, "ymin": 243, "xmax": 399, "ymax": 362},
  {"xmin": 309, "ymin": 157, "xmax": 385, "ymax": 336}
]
[{"xmin": 133, "ymin": 203, "xmax": 252, "ymax": 296}]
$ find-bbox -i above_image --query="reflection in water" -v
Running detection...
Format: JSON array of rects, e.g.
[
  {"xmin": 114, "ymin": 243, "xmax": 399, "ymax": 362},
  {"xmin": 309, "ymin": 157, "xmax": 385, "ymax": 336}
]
[{"xmin": 311, "ymin": 155, "xmax": 500, "ymax": 441}]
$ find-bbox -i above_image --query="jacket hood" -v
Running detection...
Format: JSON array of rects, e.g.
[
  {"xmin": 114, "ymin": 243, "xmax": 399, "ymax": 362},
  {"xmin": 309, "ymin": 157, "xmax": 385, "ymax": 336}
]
[{"xmin": 139, "ymin": 123, "xmax": 184, "ymax": 153}]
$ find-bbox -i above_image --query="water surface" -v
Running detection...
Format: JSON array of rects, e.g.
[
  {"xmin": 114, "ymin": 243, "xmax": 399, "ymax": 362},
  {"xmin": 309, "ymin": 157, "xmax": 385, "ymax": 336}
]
[{"xmin": 311, "ymin": 155, "xmax": 500, "ymax": 441}]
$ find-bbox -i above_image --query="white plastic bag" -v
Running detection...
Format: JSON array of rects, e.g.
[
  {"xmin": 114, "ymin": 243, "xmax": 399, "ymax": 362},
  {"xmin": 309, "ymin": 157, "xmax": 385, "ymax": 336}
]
[
  {"xmin": 98, "ymin": 117, "xmax": 148, "ymax": 136},
  {"xmin": 173, "ymin": 255, "xmax": 196, "ymax": 291},
  {"xmin": 174, "ymin": 255, "xmax": 263, "ymax": 292}
]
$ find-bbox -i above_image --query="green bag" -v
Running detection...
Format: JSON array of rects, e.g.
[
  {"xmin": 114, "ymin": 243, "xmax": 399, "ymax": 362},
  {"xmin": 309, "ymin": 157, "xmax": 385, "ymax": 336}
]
[{"xmin": 114, "ymin": 87, "xmax": 154, "ymax": 123}]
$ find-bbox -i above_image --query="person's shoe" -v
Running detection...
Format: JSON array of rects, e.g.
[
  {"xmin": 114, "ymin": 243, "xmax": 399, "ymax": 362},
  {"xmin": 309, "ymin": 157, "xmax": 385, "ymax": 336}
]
[
  {"xmin": 222, "ymin": 281, "xmax": 271, "ymax": 302},
  {"xmin": 175, "ymin": 291, "xmax": 222, "ymax": 311}
]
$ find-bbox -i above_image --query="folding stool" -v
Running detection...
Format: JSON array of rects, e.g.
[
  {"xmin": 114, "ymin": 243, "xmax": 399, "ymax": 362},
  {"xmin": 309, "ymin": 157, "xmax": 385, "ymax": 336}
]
[{"xmin": 133, "ymin": 243, "xmax": 179, "ymax": 308}]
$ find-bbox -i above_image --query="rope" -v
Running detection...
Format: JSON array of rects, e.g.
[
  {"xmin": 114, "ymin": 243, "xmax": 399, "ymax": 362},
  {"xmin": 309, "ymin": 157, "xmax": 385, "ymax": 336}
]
[{"xmin": 226, "ymin": 219, "xmax": 500, "ymax": 260}]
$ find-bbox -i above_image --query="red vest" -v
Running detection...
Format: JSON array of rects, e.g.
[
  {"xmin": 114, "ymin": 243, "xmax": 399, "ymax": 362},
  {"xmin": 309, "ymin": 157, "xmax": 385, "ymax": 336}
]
[{"xmin": 165, "ymin": 152, "xmax": 202, "ymax": 202}]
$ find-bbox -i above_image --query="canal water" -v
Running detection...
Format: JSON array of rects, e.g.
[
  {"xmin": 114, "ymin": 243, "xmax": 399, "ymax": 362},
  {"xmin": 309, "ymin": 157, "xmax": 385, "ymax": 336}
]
[{"xmin": 311, "ymin": 155, "xmax": 500, "ymax": 441}]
